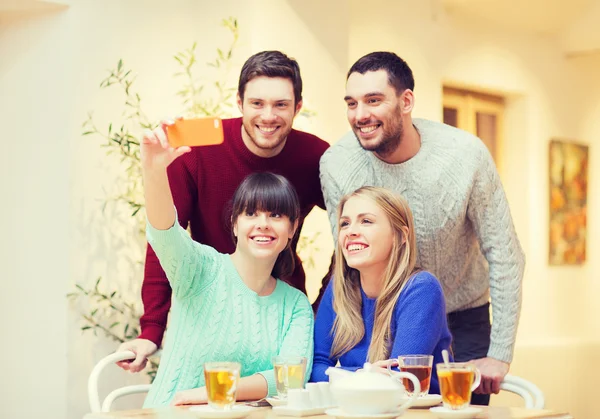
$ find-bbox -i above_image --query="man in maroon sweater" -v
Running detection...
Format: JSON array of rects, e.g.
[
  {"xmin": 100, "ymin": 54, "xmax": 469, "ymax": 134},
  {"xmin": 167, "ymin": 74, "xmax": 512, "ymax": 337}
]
[{"xmin": 116, "ymin": 51, "xmax": 330, "ymax": 372}]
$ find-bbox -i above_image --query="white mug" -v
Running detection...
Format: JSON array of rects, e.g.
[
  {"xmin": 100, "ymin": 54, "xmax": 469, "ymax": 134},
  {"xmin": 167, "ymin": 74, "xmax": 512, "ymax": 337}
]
[{"xmin": 287, "ymin": 388, "xmax": 311, "ymax": 410}]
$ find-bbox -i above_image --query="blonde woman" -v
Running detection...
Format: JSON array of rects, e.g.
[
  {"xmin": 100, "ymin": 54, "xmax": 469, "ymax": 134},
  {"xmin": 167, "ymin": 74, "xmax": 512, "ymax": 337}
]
[{"xmin": 310, "ymin": 186, "xmax": 452, "ymax": 394}]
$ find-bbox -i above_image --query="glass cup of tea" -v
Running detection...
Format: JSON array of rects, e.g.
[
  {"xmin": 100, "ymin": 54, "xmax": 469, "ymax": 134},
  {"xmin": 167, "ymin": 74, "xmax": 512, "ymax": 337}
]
[
  {"xmin": 272, "ymin": 355, "xmax": 307, "ymax": 399},
  {"xmin": 204, "ymin": 361, "xmax": 241, "ymax": 410},
  {"xmin": 436, "ymin": 362, "xmax": 481, "ymax": 410},
  {"xmin": 390, "ymin": 355, "xmax": 434, "ymax": 397}
]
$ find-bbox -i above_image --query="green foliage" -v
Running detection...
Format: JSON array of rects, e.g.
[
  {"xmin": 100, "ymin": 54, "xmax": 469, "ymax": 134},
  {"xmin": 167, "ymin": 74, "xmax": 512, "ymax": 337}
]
[{"xmin": 80, "ymin": 17, "xmax": 239, "ymax": 227}]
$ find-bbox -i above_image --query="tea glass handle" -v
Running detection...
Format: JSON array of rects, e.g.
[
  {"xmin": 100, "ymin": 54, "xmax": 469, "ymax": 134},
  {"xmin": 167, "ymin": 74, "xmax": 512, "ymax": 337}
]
[
  {"xmin": 385, "ymin": 358, "xmax": 398, "ymax": 375},
  {"xmin": 391, "ymin": 371, "xmax": 420, "ymax": 410},
  {"xmin": 471, "ymin": 368, "xmax": 482, "ymax": 392}
]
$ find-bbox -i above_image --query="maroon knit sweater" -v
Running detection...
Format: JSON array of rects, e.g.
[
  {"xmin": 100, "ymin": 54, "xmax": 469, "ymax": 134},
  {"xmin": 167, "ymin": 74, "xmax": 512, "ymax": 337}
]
[{"xmin": 139, "ymin": 117, "xmax": 330, "ymax": 345}]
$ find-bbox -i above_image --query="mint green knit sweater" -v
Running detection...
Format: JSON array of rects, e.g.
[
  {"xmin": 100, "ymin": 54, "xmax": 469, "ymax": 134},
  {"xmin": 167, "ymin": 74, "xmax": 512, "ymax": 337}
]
[{"xmin": 143, "ymin": 220, "xmax": 314, "ymax": 408}]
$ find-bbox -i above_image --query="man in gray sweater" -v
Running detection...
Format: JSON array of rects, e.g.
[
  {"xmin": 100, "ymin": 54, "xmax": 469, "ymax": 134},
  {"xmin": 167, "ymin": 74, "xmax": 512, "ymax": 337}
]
[{"xmin": 319, "ymin": 52, "xmax": 525, "ymax": 405}]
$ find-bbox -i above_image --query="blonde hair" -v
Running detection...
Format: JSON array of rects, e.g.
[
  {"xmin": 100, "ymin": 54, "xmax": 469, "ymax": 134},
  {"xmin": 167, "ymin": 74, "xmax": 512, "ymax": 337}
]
[{"xmin": 331, "ymin": 186, "xmax": 419, "ymax": 363}]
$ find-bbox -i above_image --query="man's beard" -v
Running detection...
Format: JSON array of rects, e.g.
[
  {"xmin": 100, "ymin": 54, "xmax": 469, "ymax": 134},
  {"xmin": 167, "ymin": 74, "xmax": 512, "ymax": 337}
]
[
  {"xmin": 242, "ymin": 119, "xmax": 289, "ymax": 151},
  {"xmin": 355, "ymin": 110, "xmax": 404, "ymax": 158}
]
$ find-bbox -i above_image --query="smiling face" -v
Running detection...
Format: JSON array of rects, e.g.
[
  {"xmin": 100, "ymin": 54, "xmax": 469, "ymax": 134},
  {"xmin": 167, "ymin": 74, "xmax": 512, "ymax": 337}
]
[
  {"xmin": 237, "ymin": 76, "xmax": 302, "ymax": 158},
  {"xmin": 233, "ymin": 210, "xmax": 296, "ymax": 261},
  {"xmin": 229, "ymin": 173, "xmax": 301, "ymax": 272},
  {"xmin": 338, "ymin": 194, "xmax": 395, "ymax": 273},
  {"xmin": 345, "ymin": 70, "xmax": 405, "ymax": 158}
]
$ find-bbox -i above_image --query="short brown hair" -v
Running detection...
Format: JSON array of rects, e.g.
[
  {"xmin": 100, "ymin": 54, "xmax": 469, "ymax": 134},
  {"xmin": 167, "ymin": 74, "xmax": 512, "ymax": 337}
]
[
  {"xmin": 238, "ymin": 51, "xmax": 303, "ymax": 106},
  {"xmin": 347, "ymin": 51, "xmax": 414, "ymax": 94}
]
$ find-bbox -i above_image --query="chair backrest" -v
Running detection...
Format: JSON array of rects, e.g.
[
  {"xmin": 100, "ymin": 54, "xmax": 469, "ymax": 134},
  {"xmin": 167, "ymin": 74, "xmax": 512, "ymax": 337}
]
[
  {"xmin": 88, "ymin": 350, "xmax": 162, "ymax": 413},
  {"xmin": 500, "ymin": 374, "xmax": 545, "ymax": 409}
]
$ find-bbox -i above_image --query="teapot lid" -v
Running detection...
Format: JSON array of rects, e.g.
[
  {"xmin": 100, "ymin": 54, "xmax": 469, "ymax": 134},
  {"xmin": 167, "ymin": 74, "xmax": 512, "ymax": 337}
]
[{"xmin": 334, "ymin": 363, "xmax": 401, "ymax": 391}]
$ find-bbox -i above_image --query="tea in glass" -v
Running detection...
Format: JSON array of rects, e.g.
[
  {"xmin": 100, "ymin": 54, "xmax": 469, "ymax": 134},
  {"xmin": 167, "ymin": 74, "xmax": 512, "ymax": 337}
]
[
  {"xmin": 397, "ymin": 355, "xmax": 433, "ymax": 397},
  {"xmin": 273, "ymin": 355, "xmax": 307, "ymax": 399},
  {"xmin": 436, "ymin": 362, "xmax": 481, "ymax": 410},
  {"xmin": 204, "ymin": 362, "xmax": 241, "ymax": 410}
]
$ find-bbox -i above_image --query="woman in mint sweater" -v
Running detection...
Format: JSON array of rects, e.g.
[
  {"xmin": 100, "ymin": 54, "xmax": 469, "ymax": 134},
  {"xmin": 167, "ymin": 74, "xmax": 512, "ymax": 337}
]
[
  {"xmin": 140, "ymin": 122, "xmax": 313, "ymax": 407},
  {"xmin": 310, "ymin": 187, "xmax": 452, "ymax": 394}
]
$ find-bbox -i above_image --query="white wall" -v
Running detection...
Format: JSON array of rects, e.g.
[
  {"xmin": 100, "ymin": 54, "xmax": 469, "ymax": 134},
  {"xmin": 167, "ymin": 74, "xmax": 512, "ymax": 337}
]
[{"xmin": 0, "ymin": 9, "xmax": 71, "ymax": 419}]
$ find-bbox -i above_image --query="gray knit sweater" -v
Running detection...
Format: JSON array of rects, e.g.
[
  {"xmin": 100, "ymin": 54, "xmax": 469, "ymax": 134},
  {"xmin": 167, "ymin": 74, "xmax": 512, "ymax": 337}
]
[{"xmin": 319, "ymin": 118, "xmax": 525, "ymax": 363}]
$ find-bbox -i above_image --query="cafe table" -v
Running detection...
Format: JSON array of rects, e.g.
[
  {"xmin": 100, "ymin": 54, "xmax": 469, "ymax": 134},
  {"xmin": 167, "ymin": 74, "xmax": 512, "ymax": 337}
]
[{"xmin": 83, "ymin": 405, "xmax": 573, "ymax": 419}]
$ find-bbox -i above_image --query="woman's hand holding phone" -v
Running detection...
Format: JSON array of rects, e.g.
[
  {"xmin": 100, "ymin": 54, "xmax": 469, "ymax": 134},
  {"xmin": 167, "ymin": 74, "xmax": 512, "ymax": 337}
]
[
  {"xmin": 140, "ymin": 119, "xmax": 191, "ymax": 174},
  {"xmin": 141, "ymin": 118, "xmax": 191, "ymax": 230}
]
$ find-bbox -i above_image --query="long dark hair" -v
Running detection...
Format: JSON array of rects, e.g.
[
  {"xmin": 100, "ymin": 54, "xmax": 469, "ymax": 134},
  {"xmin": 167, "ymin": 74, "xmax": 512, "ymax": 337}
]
[{"xmin": 230, "ymin": 172, "xmax": 301, "ymax": 278}]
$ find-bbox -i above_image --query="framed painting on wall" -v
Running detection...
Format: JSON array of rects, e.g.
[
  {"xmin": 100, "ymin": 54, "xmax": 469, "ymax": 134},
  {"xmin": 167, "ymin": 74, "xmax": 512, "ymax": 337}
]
[{"xmin": 549, "ymin": 139, "xmax": 589, "ymax": 265}]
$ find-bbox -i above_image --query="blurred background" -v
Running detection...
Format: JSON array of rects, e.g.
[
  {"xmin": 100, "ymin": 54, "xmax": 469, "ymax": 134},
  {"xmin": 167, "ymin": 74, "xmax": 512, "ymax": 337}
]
[{"xmin": 0, "ymin": 0, "xmax": 598, "ymax": 418}]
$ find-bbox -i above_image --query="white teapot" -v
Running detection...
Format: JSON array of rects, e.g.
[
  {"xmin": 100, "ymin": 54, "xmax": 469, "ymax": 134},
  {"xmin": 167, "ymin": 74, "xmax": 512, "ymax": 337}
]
[{"xmin": 326, "ymin": 363, "xmax": 420, "ymax": 414}]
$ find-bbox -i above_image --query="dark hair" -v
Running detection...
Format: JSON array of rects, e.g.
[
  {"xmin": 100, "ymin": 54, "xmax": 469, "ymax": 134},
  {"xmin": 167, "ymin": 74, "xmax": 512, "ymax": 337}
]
[
  {"xmin": 347, "ymin": 51, "xmax": 414, "ymax": 94},
  {"xmin": 230, "ymin": 172, "xmax": 301, "ymax": 278},
  {"xmin": 238, "ymin": 50, "xmax": 303, "ymax": 106}
]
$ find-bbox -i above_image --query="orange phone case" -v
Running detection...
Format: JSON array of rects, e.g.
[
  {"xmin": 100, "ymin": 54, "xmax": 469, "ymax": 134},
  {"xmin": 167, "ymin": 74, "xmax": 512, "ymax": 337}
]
[{"xmin": 167, "ymin": 118, "xmax": 224, "ymax": 148}]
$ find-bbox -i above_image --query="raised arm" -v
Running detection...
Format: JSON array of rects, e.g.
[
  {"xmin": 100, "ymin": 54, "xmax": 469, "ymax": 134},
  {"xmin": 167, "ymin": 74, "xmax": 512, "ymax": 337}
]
[
  {"xmin": 140, "ymin": 121, "xmax": 221, "ymax": 299},
  {"xmin": 115, "ymin": 121, "xmax": 191, "ymax": 372},
  {"xmin": 141, "ymin": 122, "xmax": 190, "ymax": 229},
  {"xmin": 138, "ymin": 156, "xmax": 197, "ymax": 346}
]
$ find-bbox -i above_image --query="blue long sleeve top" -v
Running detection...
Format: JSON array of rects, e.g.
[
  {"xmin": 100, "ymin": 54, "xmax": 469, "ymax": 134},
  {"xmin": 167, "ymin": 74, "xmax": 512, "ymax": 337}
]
[{"xmin": 310, "ymin": 271, "xmax": 452, "ymax": 394}]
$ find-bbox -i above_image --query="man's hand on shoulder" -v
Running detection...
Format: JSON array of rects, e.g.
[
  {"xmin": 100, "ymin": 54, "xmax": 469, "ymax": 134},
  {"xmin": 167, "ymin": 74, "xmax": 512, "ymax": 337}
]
[
  {"xmin": 115, "ymin": 338, "xmax": 158, "ymax": 373},
  {"xmin": 471, "ymin": 357, "xmax": 510, "ymax": 394}
]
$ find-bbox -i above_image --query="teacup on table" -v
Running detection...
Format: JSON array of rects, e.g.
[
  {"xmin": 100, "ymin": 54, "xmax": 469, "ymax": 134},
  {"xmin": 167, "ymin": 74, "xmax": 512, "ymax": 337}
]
[
  {"xmin": 204, "ymin": 361, "xmax": 241, "ymax": 410},
  {"xmin": 273, "ymin": 355, "xmax": 307, "ymax": 400},
  {"xmin": 436, "ymin": 362, "xmax": 481, "ymax": 410},
  {"xmin": 389, "ymin": 354, "xmax": 434, "ymax": 397}
]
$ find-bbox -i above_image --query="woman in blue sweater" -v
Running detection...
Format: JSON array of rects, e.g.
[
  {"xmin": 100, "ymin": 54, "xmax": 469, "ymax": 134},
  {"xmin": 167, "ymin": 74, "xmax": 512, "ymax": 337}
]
[{"xmin": 310, "ymin": 186, "xmax": 452, "ymax": 394}]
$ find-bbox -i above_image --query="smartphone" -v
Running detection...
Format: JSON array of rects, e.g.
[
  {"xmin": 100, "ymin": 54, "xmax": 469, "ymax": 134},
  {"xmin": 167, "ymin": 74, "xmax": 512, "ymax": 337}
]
[{"xmin": 166, "ymin": 117, "xmax": 224, "ymax": 148}]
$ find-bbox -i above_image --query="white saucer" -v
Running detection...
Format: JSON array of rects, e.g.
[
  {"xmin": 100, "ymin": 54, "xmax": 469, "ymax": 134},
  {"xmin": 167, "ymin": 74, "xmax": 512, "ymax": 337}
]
[
  {"xmin": 325, "ymin": 408, "xmax": 405, "ymax": 419},
  {"xmin": 402, "ymin": 394, "xmax": 442, "ymax": 408},
  {"xmin": 429, "ymin": 406, "xmax": 483, "ymax": 419},
  {"xmin": 267, "ymin": 397, "xmax": 287, "ymax": 407},
  {"xmin": 188, "ymin": 404, "xmax": 255, "ymax": 418}
]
